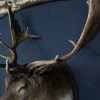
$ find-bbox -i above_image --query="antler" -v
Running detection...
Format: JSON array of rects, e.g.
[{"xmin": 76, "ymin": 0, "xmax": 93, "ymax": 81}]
[
  {"xmin": 56, "ymin": 0, "xmax": 100, "ymax": 62},
  {"xmin": 0, "ymin": 2, "xmax": 41, "ymax": 64},
  {"xmin": 0, "ymin": 0, "xmax": 65, "ymax": 18}
]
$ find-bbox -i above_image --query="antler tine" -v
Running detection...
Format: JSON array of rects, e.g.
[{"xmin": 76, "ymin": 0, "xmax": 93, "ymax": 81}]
[
  {"xmin": 0, "ymin": 1, "xmax": 41, "ymax": 65},
  {"xmin": 0, "ymin": 38, "xmax": 15, "ymax": 63},
  {"xmin": 0, "ymin": 53, "xmax": 7, "ymax": 60},
  {"xmin": 0, "ymin": 39, "xmax": 13, "ymax": 54},
  {"xmin": 15, "ymin": 27, "xmax": 41, "ymax": 48},
  {"xmin": 56, "ymin": 0, "xmax": 100, "ymax": 62},
  {"xmin": 7, "ymin": 1, "xmax": 41, "ymax": 47},
  {"xmin": 1, "ymin": 2, "xmax": 41, "ymax": 64},
  {"xmin": 7, "ymin": 2, "xmax": 16, "ymax": 47}
]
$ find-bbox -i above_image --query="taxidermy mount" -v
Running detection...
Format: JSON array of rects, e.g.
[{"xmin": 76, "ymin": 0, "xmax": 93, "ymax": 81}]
[{"xmin": 0, "ymin": 0, "xmax": 100, "ymax": 100}]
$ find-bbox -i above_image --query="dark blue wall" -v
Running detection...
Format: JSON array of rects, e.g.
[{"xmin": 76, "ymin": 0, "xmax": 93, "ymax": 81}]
[{"xmin": 0, "ymin": 0, "xmax": 100, "ymax": 100}]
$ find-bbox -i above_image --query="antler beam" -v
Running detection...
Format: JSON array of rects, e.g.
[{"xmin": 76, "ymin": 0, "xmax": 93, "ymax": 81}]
[
  {"xmin": 0, "ymin": 2, "xmax": 41, "ymax": 65},
  {"xmin": 0, "ymin": 0, "xmax": 65, "ymax": 18},
  {"xmin": 57, "ymin": 0, "xmax": 100, "ymax": 62}
]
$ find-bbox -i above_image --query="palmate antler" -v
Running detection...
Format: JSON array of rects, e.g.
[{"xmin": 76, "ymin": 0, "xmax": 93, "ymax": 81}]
[{"xmin": 0, "ymin": 2, "xmax": 41, "ymax": 65}]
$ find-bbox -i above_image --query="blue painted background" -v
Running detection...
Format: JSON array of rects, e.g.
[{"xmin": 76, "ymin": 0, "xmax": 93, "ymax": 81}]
[{"xmin": 0, "ymin": 0, "xmax": 100, "ymax": 100}]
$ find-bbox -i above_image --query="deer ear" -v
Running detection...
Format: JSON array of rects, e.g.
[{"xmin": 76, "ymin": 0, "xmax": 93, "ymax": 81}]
[
  {"xmin": 27, "ymin": 65, "xmax": 46, "ymax": 77},
  {"xmin": 5, "ymin": 74, "xmax": 12, "ymax": 89}
]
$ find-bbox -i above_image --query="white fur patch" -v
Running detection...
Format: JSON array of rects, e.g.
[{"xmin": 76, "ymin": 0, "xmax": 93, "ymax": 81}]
[{"xmin": 59, "ymin": 92, "xmax": 73, "ymax": 100}]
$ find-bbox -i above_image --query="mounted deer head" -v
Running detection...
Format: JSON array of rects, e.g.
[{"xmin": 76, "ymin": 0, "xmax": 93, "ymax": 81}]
[{"xmin": 0, "ymin": 0, "xmax": 100, "ymax": 100}]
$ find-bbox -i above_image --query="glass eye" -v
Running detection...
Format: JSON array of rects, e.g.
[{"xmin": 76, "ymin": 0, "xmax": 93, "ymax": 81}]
[{"xmin": 18, "ymin": 83, "xmax": 28, "ymax": 94}]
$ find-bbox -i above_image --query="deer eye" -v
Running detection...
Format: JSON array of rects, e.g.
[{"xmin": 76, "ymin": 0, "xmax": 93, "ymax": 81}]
[{"xmin": 18, "ymin": 83, "xmax": 28, "ymax": 95}]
